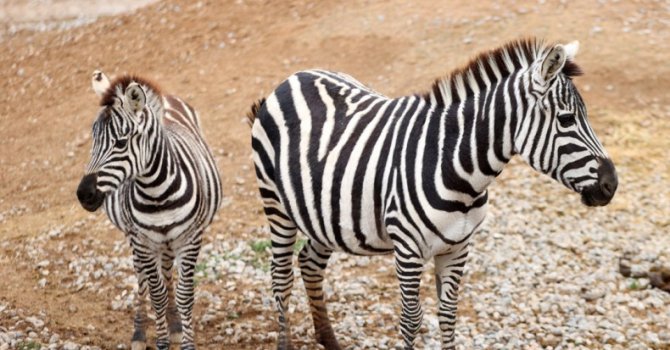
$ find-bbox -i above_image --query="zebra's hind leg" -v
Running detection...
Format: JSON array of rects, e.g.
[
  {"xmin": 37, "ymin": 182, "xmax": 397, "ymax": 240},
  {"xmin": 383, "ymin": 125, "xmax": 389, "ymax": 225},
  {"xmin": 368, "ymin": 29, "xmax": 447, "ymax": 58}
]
[
  {"xmin": 264, "ymin": 206, "xmax": 298, "ymax": 350},
  {"xmin": 298, "ymin": 240, "xmax": 340, "ymax": 350},
  {"xmin": 174, "ymin": 231, "xmax": 204, "ymax": 350},
  {"xmin": 130, "ymin": 265, "xmax": 148, "ymax": 350},
  {"xmin": 434, "ymin": 241, "xmax": 470, "ymax": 350},
  {"xmin": 161, "ymin": 251, "xmax": 183, "ymax": 345},
  {"xmin": 393, "ymin": 248, "xmax": 425, "ymax": 349},
  {"xmin": 254, "ymin": 143, "xmax": 298, "ymax": 349}
]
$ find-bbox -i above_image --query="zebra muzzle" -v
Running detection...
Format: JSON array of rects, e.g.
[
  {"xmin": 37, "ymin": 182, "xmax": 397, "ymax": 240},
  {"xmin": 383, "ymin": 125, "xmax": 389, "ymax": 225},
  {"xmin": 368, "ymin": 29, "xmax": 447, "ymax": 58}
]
[
  {"xmin": 76, "ymin": 173, "xmax": 106, "ymax": 212},
  {"xmin": 580, "ymin": 157, "xmax": 617, "ymax": 207}
]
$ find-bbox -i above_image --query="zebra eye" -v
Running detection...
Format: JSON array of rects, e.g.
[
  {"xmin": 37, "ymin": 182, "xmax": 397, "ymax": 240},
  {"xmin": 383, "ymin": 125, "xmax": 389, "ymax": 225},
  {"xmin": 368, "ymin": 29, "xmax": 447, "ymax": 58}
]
[
  {"xmin": 557, "ymin": 113, "xmax": 576, "ymax": 127},
  {"xmin": 115, "ymin": 138, "xmax": 128, "ymax": 148}
]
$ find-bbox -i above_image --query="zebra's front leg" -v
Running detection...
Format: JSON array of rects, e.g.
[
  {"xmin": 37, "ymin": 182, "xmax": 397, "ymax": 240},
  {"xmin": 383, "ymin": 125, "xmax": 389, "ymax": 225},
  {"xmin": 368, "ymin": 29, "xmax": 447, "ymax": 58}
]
[
  {"xmin": 132, "ymin": 242, "xmax": 171, "ymax": 350},
  {"xmin": 394, "ymin": 252, "xmax": 425, "ymax": 349},
  {"xmin": 298, "ymin": 240, "xmax": 340, "ymax": 350},
  {"xmin": 130, "ymin": 257, "xmax": 149, "ymax": 350},
  {"xmin": 434, "ymin": 242, "xmax": 470, "ymax": 350},
  {"xmin": 174, "ymin": 232, "xmax": 203, "ymax": 350},
  {"xmin": 162, "ymin": 251, "xmax": 183, "ymax": 345}
]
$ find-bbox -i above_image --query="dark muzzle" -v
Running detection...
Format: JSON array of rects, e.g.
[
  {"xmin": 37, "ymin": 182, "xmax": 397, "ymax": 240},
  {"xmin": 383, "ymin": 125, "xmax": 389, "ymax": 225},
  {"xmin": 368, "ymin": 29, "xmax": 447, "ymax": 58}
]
[
  {"xmin": 76, "ymin": 173, "xmax": 106, "ymax": 212},
  {"xmin": 581, "ymin": 157, "xmax": 618, "ymax": 207}
]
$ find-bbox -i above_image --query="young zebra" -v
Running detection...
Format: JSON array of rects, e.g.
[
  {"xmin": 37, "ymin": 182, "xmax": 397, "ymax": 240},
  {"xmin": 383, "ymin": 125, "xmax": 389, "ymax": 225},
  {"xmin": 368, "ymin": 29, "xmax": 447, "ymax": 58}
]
[
  {"xmin": 249, "ymin": 38, "xmax": 617, "ymax": 349},
  {"xmin": 76, "ymin": 71, "xmax": 222, "ymax": 350}
]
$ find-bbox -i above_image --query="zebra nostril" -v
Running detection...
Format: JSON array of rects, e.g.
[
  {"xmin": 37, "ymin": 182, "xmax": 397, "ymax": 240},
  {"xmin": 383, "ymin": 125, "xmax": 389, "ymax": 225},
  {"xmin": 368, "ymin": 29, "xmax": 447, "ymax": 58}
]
[
  {"xmin": 602, "ymin": 182, "xmax": 612, "ymax": 196},
  {"xmin": 596, "ymin": 157, "xmax": 617, "ymax": 199}
]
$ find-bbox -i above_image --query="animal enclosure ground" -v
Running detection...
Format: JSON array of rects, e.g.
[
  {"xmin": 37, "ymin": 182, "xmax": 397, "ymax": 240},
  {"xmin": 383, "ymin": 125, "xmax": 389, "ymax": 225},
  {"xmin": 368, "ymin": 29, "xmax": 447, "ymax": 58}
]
[{"xmin": 0, "ymin": 1, "xmax": 669, "ymax": 349}]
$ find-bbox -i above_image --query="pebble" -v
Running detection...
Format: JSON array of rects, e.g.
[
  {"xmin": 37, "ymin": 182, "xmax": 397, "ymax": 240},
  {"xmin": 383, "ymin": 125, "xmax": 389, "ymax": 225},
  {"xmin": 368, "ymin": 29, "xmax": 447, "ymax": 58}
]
[
  {"xmin": 582, "ymin": 288, "xmax": 606, "ymax": 301},
  {"xmin": 539, "ymin": 334, "xmax": 561, "ymax": 347},
  {"xmin": 63, "ymin": 341, "xmax": 79, "ymax": 350},
  {"xmin": 25, "ymin": 316, "xmax": 44, "ymax": 329}
]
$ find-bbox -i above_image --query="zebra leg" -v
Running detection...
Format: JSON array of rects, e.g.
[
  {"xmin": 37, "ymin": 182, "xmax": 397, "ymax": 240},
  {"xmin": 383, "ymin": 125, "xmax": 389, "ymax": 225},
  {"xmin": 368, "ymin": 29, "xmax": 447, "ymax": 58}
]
[
  {"xmin": 130, "ymin": 256, "xmax": 149, "ymax": 350},
  {"xmin": 298, "ymin": 240, "xmax": 340, "ymax": 350},
  {"xmin": 434, "ymin": 241, "xmax": 470, "ymax": 350},
  {"xmin": 255, "ymin": 155, "xmax": 298, "ymax": 349},
  {"xmin": 162, "ymin": 251, "xmax": 183, "ymax": 345},
  {"xmin": 394, "ymin": 252, "xmax": 425, "ymax": 349},
  {"xmin": 174, "ymin": 231, "xmax": 203, "ymax": 350},
  {"xmin": 266, "ymin": 211, "xmax": 298, "ymax": 350},
  {"xmin": 131, "ymin": 240, "xmax": 171, "ymax": 350}
]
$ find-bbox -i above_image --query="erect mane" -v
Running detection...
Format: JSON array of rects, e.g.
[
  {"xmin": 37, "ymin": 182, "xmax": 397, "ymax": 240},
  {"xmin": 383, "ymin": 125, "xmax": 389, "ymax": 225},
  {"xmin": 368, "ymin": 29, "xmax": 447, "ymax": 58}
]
[
  {"xmin": 100, "ymin": 74, "xmax": 163, "ymax": 107},
  {"xmin": 427, "ymin": 38, "xmax": 583, "ymax": 105}
]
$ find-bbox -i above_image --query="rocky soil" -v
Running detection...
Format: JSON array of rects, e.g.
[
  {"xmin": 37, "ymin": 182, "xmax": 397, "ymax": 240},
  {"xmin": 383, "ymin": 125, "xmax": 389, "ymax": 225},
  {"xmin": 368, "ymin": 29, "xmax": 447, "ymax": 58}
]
[{"xmin": 0, "ymin": 0, "xmax": 669, "ymax": 349}]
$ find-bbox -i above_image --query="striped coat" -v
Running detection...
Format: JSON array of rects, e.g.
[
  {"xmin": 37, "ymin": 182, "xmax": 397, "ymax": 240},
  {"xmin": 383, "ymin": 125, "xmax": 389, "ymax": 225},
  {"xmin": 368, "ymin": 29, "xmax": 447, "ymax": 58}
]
[
  {"xmin": 250, "ymin": 38, "xmax": 616, "ymax": 349},
  {"xmin": 77, "ymin": 71, "xmax": 221, "ymax": 350}
]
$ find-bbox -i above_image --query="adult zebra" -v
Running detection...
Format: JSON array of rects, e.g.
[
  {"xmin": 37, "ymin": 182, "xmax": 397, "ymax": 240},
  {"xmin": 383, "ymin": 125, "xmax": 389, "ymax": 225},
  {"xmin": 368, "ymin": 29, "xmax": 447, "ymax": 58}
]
[
  {"xmin": 250, "ymin": 38, "xmax": 617, "ymax": 349},
  {"xmin": 76, "ymin": 71, "xmax": 222, "ymax": 350}
]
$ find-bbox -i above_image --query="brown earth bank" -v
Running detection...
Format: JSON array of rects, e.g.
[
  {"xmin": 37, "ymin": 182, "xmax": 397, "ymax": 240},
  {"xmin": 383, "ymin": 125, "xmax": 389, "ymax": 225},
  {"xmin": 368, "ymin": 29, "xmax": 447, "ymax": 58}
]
[{"xmin": 0, "ymin": 1, "xmax": 669, "ymax": 349}]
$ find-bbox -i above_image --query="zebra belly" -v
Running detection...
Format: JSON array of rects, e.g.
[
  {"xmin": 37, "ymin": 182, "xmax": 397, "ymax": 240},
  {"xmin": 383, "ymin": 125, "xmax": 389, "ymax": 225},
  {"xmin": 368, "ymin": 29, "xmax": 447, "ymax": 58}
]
[{"xmin": 284, "ymin": 194, "xmax": 395, "ymax": 255}]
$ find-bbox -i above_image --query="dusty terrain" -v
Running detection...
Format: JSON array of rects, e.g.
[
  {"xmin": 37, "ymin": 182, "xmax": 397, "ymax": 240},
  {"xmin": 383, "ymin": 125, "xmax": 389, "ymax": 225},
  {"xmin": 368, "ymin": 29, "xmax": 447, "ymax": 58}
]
[{"xmin": 0, "ymin": 0, "xmax": 669, "ymax": 349}]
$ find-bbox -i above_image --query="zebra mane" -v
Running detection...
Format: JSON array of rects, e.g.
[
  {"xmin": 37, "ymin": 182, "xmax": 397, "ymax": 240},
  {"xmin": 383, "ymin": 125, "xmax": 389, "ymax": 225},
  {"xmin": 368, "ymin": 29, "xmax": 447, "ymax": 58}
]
[
  {"xmin": 427, "ymin": 38, "xmax": 583, "ymax": 105},
  {"xmin": 100, "ymin": 74, "xmax": 163, "ymax": 107}
]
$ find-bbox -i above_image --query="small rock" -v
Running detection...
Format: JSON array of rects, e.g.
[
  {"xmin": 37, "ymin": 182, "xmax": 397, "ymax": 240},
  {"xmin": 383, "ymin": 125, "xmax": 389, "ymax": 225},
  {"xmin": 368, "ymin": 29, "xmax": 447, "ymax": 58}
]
[
  {"xmin": 659, "ymin": 332, "xmax": 670, "ymax": 342},
  {"xmin": 539, "ymin": 334, "xmax": 560, "ymax": 347},
  {"xmin": 26, "ymin": 316, "xmax": 45, "ymax": 329},
  {"xmin": 582, "ymin": 288, "xmax": 606, "ymax": 301},
  {"xmin": 63, "ymin": 341, "xmax": 79, "ymax": 350}
]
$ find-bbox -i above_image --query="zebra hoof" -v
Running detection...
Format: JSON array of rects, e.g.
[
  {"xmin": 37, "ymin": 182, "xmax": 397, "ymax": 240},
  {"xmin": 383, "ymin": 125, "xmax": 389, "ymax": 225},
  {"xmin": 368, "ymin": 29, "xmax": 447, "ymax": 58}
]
[
  {"xmin": 155, "ymin": 339, "xmax": 170, "ymax": 350},
  {"xmin": 316, "ymin": 328, "xmax": 341, "ymax": 350},
  {"xmin": 276, "ymin": 339, "xmax": 295, "ymax": 350},
  {"xmin": 277, "ymin": 345, "xmax": 295, "ymax": 350},
  {"xmin": 318, "ymin": 339, "xmax": 341, "ymax": 350},
  {"xmin": 130, "ymin": 341, "xmax": 147, "ymax": 350}
]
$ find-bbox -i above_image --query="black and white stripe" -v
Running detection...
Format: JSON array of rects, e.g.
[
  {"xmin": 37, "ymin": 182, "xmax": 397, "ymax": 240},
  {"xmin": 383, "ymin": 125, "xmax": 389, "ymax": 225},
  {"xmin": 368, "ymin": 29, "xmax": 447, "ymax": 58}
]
[
  {"xmin": 250, "ymin": 38, "xmax": 617, "ymax": 349},
  {"xmin": 77, "ymin": 71, "xmax": 222, "ymax": 350}
]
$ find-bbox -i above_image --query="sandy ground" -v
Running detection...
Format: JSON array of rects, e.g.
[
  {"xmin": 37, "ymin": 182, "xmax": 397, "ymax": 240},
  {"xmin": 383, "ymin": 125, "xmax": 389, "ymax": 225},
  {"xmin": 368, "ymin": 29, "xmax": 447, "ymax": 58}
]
[{"xmin": 0, "ymin": 0, "xmax": 669, "ymax": 349}]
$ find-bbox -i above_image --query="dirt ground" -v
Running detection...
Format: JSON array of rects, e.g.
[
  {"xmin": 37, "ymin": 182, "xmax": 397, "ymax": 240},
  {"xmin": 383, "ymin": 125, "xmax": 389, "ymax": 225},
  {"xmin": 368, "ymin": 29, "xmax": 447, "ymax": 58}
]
[{"xmin": 0, "ymin": 0, "xmax": 669, "ymax": 349}]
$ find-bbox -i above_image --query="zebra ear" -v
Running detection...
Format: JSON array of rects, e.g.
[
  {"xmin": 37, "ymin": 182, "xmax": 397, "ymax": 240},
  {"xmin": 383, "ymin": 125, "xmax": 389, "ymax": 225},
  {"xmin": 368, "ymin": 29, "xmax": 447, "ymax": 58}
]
[
  {"xmin": 91, "ymin": 70, "xmax": 110, "ymax": 97},
  {"xmin": 125, "ymin": 83, "xmax": 146, "ymax": 114},
  {"xmin": 540, "ymin": 44, "xmax": 568, "ymax": 83}
]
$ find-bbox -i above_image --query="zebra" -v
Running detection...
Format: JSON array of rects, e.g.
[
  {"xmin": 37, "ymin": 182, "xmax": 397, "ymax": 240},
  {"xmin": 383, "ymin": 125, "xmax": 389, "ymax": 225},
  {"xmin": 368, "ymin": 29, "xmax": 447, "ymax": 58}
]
[
  {"xmin": 249, "ymin": 38, "xmax": 617, "ymax": 349},
  {"xmin": 76, "ymin": 71, "xmax": 222, "ymax": 350}
]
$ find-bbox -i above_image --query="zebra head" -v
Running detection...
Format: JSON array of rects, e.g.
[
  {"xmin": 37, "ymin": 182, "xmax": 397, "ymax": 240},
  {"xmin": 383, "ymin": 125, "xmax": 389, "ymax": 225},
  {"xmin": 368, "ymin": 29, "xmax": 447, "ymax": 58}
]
[
  {"xmin": 515, "ymin": 41, "xmax": 617, "ymax": 207},
  {"xmin": 77, "ymin": 71, "xmax": 157, "ymax": 212}
]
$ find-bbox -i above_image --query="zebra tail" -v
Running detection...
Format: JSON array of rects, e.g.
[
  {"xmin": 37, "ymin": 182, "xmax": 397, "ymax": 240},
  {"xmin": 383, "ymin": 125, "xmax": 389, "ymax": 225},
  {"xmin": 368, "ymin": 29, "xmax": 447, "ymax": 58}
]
[{"xmin": 246, "ymin": 98, "xmax": 266, "ymax": 127}]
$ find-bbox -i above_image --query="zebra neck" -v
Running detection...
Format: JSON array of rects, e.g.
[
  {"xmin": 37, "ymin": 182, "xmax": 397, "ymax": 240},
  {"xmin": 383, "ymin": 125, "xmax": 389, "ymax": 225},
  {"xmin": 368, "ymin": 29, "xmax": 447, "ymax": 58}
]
[
  {"xmin": 428, "ymin": 73, "xmax": 519, "ymax": 195},
  {"xmin": 134, "ymin": 128, "xmax": 183, "ymax": 201}
]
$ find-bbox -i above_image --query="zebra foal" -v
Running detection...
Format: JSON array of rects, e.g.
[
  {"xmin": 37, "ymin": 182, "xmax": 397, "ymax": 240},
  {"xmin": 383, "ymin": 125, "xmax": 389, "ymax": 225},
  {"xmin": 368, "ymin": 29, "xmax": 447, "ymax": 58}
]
[
  {"xmin": 250, "ymin": 38, "xmax": 617, "ymax": 349},
  {"xmin": 76, "ymin": 71, "xmax": 222, "ymax": 350}
]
